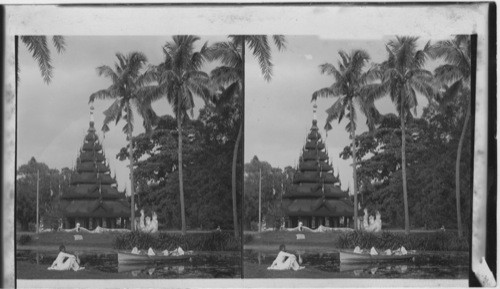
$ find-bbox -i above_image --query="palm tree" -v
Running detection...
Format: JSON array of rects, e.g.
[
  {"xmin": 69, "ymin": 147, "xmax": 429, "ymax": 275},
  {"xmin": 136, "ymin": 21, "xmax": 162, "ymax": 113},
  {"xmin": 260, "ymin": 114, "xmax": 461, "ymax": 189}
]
[
  {"xmin": 19, "ymin": 36, "xmax": 66, "ymax": 84},
  {"xmin": 430, "ymin": 36, "xmax": 471, "ymax": 238},
  {"xmin": 89, "ymin": 51, "xmax": 156, "ymax": 231},
  {"xmin": 367, "ymin": 36, "xmax": 436, "ymax": 234},
  {"xmin": 312, "ymin": 50, "xmax": 380, "ymax": 230},
  {"xmin": 145, "ymin": 35, "xmax": 212, "ymax": 235},
  {"xmin": 207, "ymin": 35, "xmax": 286, "ymax": 236}
]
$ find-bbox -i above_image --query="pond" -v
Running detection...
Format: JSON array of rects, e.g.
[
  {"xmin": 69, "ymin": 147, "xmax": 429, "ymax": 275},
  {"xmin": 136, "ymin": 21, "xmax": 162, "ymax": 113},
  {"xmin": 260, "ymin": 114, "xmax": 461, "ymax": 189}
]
[
  {"xmin": 16, "ymin": 250, "xmax": 241, "ymax": 279},
  {"xmin": 243, "ymin": 250, "xmax": 469, "ymax": 279}
]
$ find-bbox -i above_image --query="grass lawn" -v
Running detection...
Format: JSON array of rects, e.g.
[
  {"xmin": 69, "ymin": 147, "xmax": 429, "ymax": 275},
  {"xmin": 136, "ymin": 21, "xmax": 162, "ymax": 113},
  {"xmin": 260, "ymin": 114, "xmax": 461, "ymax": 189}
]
[
  {"xmin": 244, "ymin": 231, "xmax": 342, "ymax": 253},
  {"xmin": 16, "ymin": 230, "xmax": 227, "ymax": 252},
  {"xmin": 17, "ymin": 231, "xmax": 122, "ymax": 252}
]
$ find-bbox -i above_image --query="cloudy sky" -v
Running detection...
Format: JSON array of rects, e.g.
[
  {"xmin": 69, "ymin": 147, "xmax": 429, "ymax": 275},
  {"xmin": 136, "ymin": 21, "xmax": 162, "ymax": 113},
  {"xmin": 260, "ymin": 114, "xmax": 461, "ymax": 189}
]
[
  {"xmin": 17, "ymin": 36, "xmax": 226, "ymax": 193},
  {"xmin": 245, "ymin": 35, "xmax": 440, "ymax": 191},
  {"xmin": 17, "ymin": 34, "xmax": 441, "ymax": 195}
]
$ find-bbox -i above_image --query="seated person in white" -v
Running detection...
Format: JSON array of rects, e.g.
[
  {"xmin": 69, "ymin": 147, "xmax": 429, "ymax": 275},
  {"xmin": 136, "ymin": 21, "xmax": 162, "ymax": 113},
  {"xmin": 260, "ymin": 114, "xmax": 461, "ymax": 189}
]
[
  {"xmin": 48, "ymin": 245, "xmax": 84, "ymax": 271},
  {"xmin": 267, "ymin": 244, "xmax": 304, "ymax": 271}
]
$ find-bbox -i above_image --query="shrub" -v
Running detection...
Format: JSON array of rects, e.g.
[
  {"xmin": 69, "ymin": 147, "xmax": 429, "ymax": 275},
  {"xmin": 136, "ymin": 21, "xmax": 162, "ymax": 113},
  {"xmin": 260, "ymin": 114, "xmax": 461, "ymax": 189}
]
[
  {"xmin": 243, "ymin": 234, "xmax": 253, "ymax": 244},
  {"xmin": 114, "ymin": 231, "xmax": 240, "ymax": 251},
  {"xmin": 336, "ymin": 231, "xmax": 469, "ymax": 251},
  {"xmin": 19, "ymin": 234, "xmax": 32, "ymax": 245}
]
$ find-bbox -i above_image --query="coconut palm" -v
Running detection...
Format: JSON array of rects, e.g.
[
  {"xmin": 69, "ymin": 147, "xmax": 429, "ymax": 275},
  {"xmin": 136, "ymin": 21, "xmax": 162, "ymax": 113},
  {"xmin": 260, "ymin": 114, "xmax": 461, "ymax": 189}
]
[
  {"xmin": 430, "ymin": 35, "xmax": 471, "ymax": 238},
  {"xmin": 367, "ymin": 36, "xmax": 436, "ymax": 234},
  {"xmin": 207, "ymin": 35, "xmax": 286, "ymax": 236},
  {"xmin": 19, "ymin": 36, "xmax": 66, "ymax": 84},
  {"xmin": 89, "ymin": 51, "xmax": 156, "ymax": 231},
  {"xmin": 312, "ymin": 49, "xmax": 380, "ymax": 230},
  {"xmin": 144, "ymin": 35, "xmax": 212, "ymax": 235}
]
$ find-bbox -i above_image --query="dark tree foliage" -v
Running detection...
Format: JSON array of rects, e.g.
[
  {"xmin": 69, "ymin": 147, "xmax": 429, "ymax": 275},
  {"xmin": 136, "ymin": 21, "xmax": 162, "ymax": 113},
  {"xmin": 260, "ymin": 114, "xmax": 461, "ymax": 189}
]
[
  {"xmin": 340, "ymin": 93, "xmax": 472, "ymax": 231},
  {"xmin": 16, "ymin": 157, "xmax": 69, "ymax": 231},
  {"xmin": 117, "ymin": 102, "xmax": 241, "ymax": 231},
  {"xmin": 243, "ymin": 156, "xmax": 294, "ymax": 230}
]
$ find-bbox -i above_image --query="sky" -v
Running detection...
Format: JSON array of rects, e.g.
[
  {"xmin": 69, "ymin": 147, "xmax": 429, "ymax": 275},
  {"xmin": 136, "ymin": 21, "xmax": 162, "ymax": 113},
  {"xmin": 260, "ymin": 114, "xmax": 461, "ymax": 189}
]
[
  {"xmin": 17, "ymin": 34, "xmax": 442, "ymax": 195},
  {"xmin": 17, "ymin": 36, "xmax": 226, "ymax": 194},
  {"xmin": 244, "ymin": 35, "xmax": 441, "ymax": 192}
]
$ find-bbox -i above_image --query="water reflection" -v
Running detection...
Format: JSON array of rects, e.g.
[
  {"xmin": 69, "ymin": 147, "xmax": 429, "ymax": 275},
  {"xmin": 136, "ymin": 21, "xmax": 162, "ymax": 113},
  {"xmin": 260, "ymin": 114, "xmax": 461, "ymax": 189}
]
[
  {"xmin": 17, "ymin": 250, "xmax": 241, "ymax": 278},
  {"xmin": 244, "ymin": 250, "xmax": 468, "ymax": 279}
]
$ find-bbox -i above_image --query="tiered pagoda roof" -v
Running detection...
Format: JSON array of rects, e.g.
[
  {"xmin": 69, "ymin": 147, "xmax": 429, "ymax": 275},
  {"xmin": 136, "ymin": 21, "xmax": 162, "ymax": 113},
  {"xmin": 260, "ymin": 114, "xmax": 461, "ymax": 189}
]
[
  {"xmin": 60, "ymin": 106, "xmax": 130, "ymax": 218},
  {"xmin": 282, "ymin": 104, "xmax": 354, "ymax": 217}
]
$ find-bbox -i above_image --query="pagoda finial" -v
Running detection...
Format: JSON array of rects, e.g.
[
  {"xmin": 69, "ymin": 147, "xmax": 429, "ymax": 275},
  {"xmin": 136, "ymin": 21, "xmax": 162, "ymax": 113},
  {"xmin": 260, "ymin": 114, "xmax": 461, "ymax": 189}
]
[
  {"xmin": 313, "ymin": 100, "xmax": 317, "ymax": 120},
  {"xmin": 88, "ymin": 103, "xmax": 96, "ymax": 132},
  {"xmin": 90, "ymin": 103, "xmax": 95, "ymax": 123}
]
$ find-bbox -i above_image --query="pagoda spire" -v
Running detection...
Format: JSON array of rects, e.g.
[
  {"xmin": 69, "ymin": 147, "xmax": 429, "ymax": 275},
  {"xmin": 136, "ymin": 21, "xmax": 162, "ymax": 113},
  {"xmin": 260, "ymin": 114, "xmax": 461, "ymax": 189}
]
[
  {"xmin": 312, "ymin": 100, "xmax": 318, "ymax": 122},
  {"xmin": 89, "ymin": 103, "xmax": 96, "ymax": 133}
]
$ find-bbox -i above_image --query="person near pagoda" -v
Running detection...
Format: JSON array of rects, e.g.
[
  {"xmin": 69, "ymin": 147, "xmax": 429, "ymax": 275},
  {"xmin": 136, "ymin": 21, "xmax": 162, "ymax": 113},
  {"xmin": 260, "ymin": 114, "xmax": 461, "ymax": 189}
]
[
  {"xmin": 48, "ymin": 245, "xmax": 84, "ymax": 271},
  {"xmin": 267, "ymin": 244, "xmax": 304, "ymax": 271}
]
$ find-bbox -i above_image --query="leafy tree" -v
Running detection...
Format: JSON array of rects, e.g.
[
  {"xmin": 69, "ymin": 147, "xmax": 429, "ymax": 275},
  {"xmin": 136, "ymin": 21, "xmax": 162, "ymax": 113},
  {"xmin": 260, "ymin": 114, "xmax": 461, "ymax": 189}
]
[
  {"xmin": 208, "ymin": 35, "xmax": 286, "ymax": 236},
  {"xmin": 312, "ymin": 49, "xmax": 380, "ymax": 230},
  {"xmin": 117, "ymin": 106, "xmax": 239, "ymax": 230},
  {"xmin": 341, "ymin": 105, "xmax": 472, "ymax": 232},
  {"xmin": 16, "ymin": 157, "xmax": 62, "ymax": 231},
  {"xmin": 89, "ymin": 51, "xmax": 156, "ymax": 231},
  {"xmin": 430, "ymin": 35, "xmax": 472, "ymax": 237},
  {"xmin": 143, "ymin": 35, "xmax": 212, "ymax": 235},
  {"xmin": 243, "ymin": 156, "xmax": 290, "ymax": 230},
  {"xmin": 19, "ymin": 36, "xmax": 66, "ymax": 84},
  {"xmin": 366, "ymin": 36, "xmax": 436, "ymax": 234}
]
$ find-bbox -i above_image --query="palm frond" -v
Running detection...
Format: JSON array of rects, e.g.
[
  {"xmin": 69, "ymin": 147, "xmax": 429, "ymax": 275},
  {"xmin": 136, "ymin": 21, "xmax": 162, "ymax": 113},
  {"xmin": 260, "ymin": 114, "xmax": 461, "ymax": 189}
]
[
  {"xmin": 246, "ymin": 35, "xmax": 273, "ymax": 81},
  {"xmin": 325, "ymin": 97, "xmax": 346, "ymax": 123},
  {"xmin": 96, "ymin": 65, "xmax": 119, "ymax": 83},
  {"xmin": 210, "ymin": 66, "xmax": 241, "ymax": 86},
  {"xmin": 434, "ymin": 64, "xmax": 463, "ymax": 84},
  {"xmin": 272, "ymin": 35, "xmax": 287, "ymax": 51},
  {"xmin": 89, "ymin": 88, "xmax": 116, "ymax": 103},
  {"xmin": 312, "ymin": 87, "xmax": 337, "ymax": 101},
  {"xmin": 213, "ymin": 81, "xmax": 240, "ymax": 106},
  {"xmin": 437, "ymin": 80, "xmax": 463, "ymax": 107},
  {"xmin": 101, "ymin": 99, "xmax": 123, "ymax": 132},
  {"xmin": 21, "ymin": 36, "xmax": 53, "ymax": 83},
  {"xmin": 52, "ymin": 36, "xmax": 66, "ymax": 53},
  {"xmin": 319, "ymin": 63, "xmax": 341, "ymax": 79}
]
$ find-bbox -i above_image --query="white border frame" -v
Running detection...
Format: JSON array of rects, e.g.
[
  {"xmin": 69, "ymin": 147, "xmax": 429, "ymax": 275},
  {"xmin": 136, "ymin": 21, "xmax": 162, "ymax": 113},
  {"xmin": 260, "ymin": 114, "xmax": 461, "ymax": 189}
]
[{"xmin": 4, "ymin": 3, "xmax": 491, "ymax": 288}]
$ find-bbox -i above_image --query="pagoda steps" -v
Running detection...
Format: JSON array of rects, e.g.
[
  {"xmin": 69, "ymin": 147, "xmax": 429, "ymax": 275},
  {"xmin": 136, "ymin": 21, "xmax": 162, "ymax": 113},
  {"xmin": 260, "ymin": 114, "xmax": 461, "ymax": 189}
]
[
  {"xmin": 307, "ymin": 131, "xmax": 321, "ymax": 140},
  {"xmin": 301, "ymin": 150, "xmax": 329, "ymax": 161},
  {"xmin": 282, "ymin": 198, "xmax": 354, "ymax": 217},
  {"xmin": 82, "ymin": 142, "xmax": 102, "ymax": 151},
  {"xmin": 305, "ymin": 141, "xmax": 325, "ymax": 150},
  {"xmin": 85, "ymin": 134, "xmax": 98, "ymax": 142},
  {"xmin": 292, "ymin": 183, "xmax": 344, "ymax": 194},
  {"xmin": 293, "ymin": 171, "xmax": 338, "ymax": 184},
  {"xmin": 299, "ymin": 160, "xmax": 333, "ymax": 171},
  {"xmin": 76, "ymin": 162, "xmax": 109, "ymax": 173},
  {"xmin": 79, "ymin": 152, "xmax": 106, "ymax": 162},
  {"xmin": 70, "ymin": 173, "xmax": 115, "ymax": 185},
  {"xmin": 63, "ymin": 184, "xmax": 123, "ymax": 199},
  {"xmin": 60, "ymin": 199, "xmax": 130, "ymax": 217}
]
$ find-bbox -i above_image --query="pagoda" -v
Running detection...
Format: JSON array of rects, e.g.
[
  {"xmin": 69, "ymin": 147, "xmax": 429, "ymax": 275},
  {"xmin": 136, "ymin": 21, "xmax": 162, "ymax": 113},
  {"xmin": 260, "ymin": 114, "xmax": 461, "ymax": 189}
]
[
  {"xmin": 60, "ymin": 105, "xmax": 130, "ymax": 229},
  {"xmin": 282, "ymin": 103, "xmax": 355, "ymax": 229}
]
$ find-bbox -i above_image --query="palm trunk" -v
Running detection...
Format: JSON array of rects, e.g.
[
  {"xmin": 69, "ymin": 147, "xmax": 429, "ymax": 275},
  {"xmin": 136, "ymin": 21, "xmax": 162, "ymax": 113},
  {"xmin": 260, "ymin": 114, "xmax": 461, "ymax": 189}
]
[
  {"xmin": 455, "ymin": 95, "xmax": 470, "ymax": 238},
  {"xmin": 128, "ymin": 113, "xmax": 136, "ymax": 231},
  {"xmin": 401, "ymin": 98, "xmax": 410, "ymax": 234},
  {"xmin": 231, "ymin": 123, "xmax": 242, "ymax": 237},
  {"xmin": 177, "ymin": 94, "xmax": 187, "ymax": 235},
  {"xmin": 350, "ymin": 101, "xmax": 358, "ymax": 230}
]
